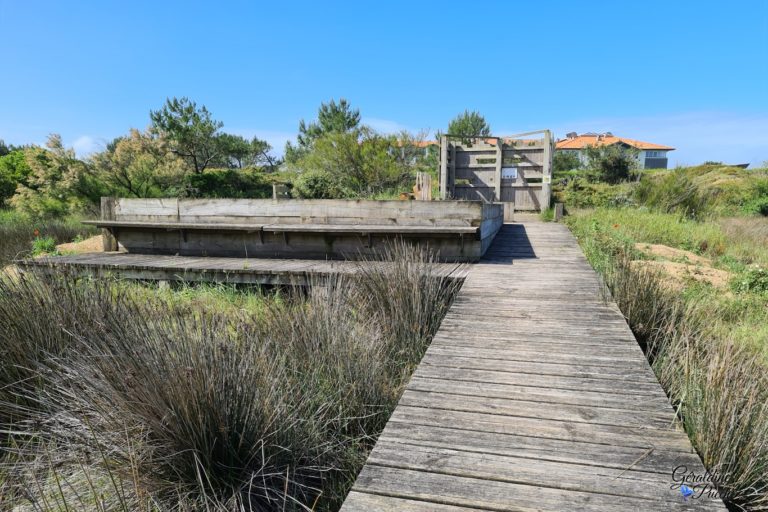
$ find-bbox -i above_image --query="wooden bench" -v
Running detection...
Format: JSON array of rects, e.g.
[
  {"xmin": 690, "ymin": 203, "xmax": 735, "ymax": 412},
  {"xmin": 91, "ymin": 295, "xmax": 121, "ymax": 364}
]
[
  {"xmin": 92, "ymin": 198, "xmax": 503, "ymax": 262},
  {"xmin": 83, "ymin": 220, "xmax": 480, "ymax": 235}
]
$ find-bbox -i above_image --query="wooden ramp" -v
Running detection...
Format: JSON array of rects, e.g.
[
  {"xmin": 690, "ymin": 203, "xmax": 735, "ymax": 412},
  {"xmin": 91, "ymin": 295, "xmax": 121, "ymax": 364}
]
[{"xmin": 341, "ymin": 221, "xmax": 725, "ymax": 511}]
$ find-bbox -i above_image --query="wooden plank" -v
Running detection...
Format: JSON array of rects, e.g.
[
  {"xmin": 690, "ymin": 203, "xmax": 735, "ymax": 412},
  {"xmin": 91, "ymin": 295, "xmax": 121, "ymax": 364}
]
[
  {"xmin": 366, "ymin": 442, "xmax": 684, "ymax": 502},
  {"xmin": 83, "ymin": 220, "xmax": 479, "ymax": 235},
  {"xmin": 352, "ymin": 465, "xmax": 720, "ymax": 511},
  {"xmin": 398, "ymin": 390, "xmax": 673, "ymax": 429},
  {"xmin": 341, "ymin": 492, "xmax": 482, "ymax": 512},
  {"xmin": 376, "ymin": 422, "xmax": 706, "ymax": 476},
  {"xmin": 439, "ymin": 135, "xmax": 448, "ymax": 199},
  {"xmin": 494, "ymin": 137, "xmax": 502, "ymax": 201},
  {"xmin": 100, "ymin": 197, "xmax": 118, "ymax": 251},
  {"xmin": 388, "ymin": 406, "xmax": 693, "ymax": 452}
]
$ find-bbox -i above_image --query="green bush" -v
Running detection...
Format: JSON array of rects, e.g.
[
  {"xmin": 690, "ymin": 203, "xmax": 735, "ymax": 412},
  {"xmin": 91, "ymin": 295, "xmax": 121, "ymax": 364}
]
[
  {"xmin": 733, "ymin": 266, "xmax": 768, "ymax": 294},
  {"xmin": 741, "ymin": 179, "xmax": 768, "ymax": 216},
  {"xmin": 0, "ymin": 151, "xmax": 31, "ymax": 208},
  {"xmin": 555, "ymin": 178, "xmax": 634, "ymax": 208},
  {"xmin": 634, "ymin": 170, "xmax": 708, "ymax": 218},
  {"xmin": 30, "ymin": 235, "xmax": 57, "ymax": 256},
  {"xmin": 293, "ymin": 169, "xmax": 347, "ymax": 199},
  {"xmin": 179, "ymin": 168, "xmax": 273, "ymax": 198},
  {"xmin": 583, "ymin": 144, "xmax": 638, "ymax": 183}
]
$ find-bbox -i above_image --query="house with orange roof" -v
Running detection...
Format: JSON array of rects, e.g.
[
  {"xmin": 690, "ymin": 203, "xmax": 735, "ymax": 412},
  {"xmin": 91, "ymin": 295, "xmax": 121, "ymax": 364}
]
[{"xmin": 556, "ymin": 132, "xmax": 675, "ymax": 169}]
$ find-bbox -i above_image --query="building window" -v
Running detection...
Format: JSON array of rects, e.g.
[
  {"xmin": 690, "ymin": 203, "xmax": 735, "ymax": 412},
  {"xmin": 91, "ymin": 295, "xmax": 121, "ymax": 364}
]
[{"xmin": 646, "ymin": 151, "xmax": 662, "ymax": 158}]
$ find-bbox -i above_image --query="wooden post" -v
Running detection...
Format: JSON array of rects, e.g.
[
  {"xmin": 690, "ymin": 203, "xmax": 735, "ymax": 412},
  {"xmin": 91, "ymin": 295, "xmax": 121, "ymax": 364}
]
[
  {"xmin": 554, "ymin": 202, "xmax": 564, "ymax": 222},
  {"xmin": 439, "ymin": 135, "xmax": 448, "ymax": 199},
  {"xmin": 272, "ymin": 184, "xmax": 290, "ymax": 200},
  {"xmin": 494, "ymin": 137, "xmax": 503, "ymax": 202},
  {"xmin": 541, "ymin": 130, "xmax": 553, "ymax": 210},
  {"xmin": 449, "ymin": 142, "xmax": 456, "ymax": 199},
  {"xmin": 415, "ymin": 172, "xmax": 432, "ymax": 201},
  {"xmin": 504, "ymin": 202, "xmax": 515, "ymax": 222},
  {"xmin": 100, "ymin": 197, "xmax": 118, "ymax": 252}
]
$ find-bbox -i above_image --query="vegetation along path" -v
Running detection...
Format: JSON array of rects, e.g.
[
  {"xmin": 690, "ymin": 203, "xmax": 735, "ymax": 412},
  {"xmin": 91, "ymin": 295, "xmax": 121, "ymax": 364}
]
[{"xmin": 341, "ymin": 220, "xmax": 726, "ymax": 511}]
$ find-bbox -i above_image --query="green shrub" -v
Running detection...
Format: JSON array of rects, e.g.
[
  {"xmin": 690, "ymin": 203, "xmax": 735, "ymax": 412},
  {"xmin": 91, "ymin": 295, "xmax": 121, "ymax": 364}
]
[
  {"xmin": 732, "ymin": 266, "xmax": 768, "ymax": 294},
  {"xmin": 741, "ymin": 180, "xmax": 768, "ymax": 216},
  {"xmin": 556, "ymin": 178, "xmax": 633, "ymax": 208},
  {"xmin": 293, "ymin": 169, "xmax": 347, "ymax": 199},
  {"xmin": 179, "ymin": 168, "xmax": 272, "ymax": 198},
  {"xmin": 30, "ymin": 235, "xmax": 57, "ymax": 256},
  {"xmin": 583, "ymin": 144, "xmax": 638, "ymax": 183},
  {"xmin": 634, "ymin": 170, "xmax": 708, "ymax": 218}
]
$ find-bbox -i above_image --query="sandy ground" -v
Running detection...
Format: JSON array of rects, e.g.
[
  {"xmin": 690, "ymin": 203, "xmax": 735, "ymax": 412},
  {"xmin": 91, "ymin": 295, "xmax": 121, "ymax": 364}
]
[
  {"xmin": 56, "ymin": 235, "xmax": 104, "ymax": 253},
  {"xmin": 634, "ymin": 243, "xmax": 712, "ymax": 266},
  {"xmin": 632, "ymin": 243, "xmax": 731, "ymax": 290}
]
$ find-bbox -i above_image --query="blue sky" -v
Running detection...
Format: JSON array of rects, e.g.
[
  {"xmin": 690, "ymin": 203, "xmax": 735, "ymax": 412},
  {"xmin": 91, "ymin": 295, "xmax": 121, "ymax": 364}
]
[{"xmin": 1, "ymin": 1, "xmax": 767, "ymax": 166}]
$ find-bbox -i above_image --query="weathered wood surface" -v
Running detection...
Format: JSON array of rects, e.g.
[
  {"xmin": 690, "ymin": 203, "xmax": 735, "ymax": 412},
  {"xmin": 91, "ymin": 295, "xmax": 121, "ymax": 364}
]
[
  {"xmin": 341, "ymin": 221, "xmax": 725, "ymax": 511},
  {"xmin": 17, "ymin": 253, "xmax": 468, "ymax": 286},
  {"xmin": 113, "ymin": 198, "xmax": 498, "ymax": 226},
  {"xmin": 92, "ymin": 198, "xmax": 504, "ymax": 262},
  {"xmin": 83, "ymin": 220, "xmax": 481, "ymax": 235},
  {"xmin": 440, "ymin": 132, "xmax": 553, "ymax": 211}
]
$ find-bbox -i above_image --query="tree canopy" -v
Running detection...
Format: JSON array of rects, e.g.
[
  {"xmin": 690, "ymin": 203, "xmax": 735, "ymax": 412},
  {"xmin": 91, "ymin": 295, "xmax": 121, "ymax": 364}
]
[
  {"xmin": 150, "ymin": 97, "xmax": 224, "ymax": 174},
  {"xmin": 285, "ymin": 98, "xmax": 360, "ymax": 163},
  {"xmin": 446, "ymin": 110, "xmax": 491, "ymax": 139},
  {"xmin": 0, "ymin": 150, "xmax": 31, "ymax": 207},
  {"xmin": 583, "ymin": 144, "xmax": 639, "ymax": 183}
]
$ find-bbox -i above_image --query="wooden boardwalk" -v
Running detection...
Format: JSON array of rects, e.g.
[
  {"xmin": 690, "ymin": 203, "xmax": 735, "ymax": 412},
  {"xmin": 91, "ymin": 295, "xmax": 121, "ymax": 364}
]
[{"xmin": 341, "ymin": 221, "xmax": 725, "ymax": 511}]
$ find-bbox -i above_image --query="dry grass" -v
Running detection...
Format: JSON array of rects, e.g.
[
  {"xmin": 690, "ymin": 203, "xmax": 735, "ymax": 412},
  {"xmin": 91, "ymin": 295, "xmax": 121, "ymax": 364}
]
[
  {"xmin": 610, "ymin": 260, "xmax": 768, "ymax": 509},
  {"xmin": 568, "ymin": 210, "xmax": 768, "ymax": 510},
  {"xmin": 0, "ymin": 241, "xmax": 462, "ymax": 511}
]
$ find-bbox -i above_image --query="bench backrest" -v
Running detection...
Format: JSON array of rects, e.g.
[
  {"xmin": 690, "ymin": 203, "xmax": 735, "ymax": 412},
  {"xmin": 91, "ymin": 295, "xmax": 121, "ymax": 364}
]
[{"xmin": 111, "ymin": 198, "xmax": 501, "ymax": 228}]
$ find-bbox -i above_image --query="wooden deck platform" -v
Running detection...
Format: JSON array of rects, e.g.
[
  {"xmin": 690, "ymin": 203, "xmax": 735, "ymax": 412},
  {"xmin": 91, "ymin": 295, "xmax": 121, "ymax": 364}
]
[
  {"xmin": 17, "ymin": 252, "xmax": 467, "ymax": 286},
  {"xmin": 341, "ymin": 221, "xmax": 725, "ymax": 511}
]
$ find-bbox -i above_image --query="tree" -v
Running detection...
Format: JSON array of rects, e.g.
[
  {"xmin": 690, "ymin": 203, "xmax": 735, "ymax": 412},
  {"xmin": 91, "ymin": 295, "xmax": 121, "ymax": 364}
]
[
  {"xmin": 215, "ymin": 133, "xmax": 275, "ymax": 170},
  {"xmin": 293, "ymin": 128, "xmax": 409, "ymax": 198},
  {"xmin": 0, "ymin": 140, "xmax": 11, "ymax": 157},
  {"xmin": 0, "ymin": 150, "xmax": 31, "ymax": 207},
  {"xmin": 11, "ymin": 135, "xmax": 101, "ymax": 217},
  {"xmin": 446, "ymin": 110, "xmax": 491, "ymax": 140},
  {"xmin": 90, "ymin": 129, "xmax": 186, "ymax": 197},
  {"xmin": 215, "ymin": 133, "xmax": 251, "ymax": 168},
  {"xmin": 149, "ymin": 97, "xmax": 223, "ymax": 174},
  {"xmin": 285, "ymin": 98, "xmax": 360, "ymax": 163},
  {"xmin": 553, "ymin": 151, "xmax": 582, "ymax": 175},
  {"xmin": 583, "ymin": 144, "xmax": 638, "ymax": 184}
]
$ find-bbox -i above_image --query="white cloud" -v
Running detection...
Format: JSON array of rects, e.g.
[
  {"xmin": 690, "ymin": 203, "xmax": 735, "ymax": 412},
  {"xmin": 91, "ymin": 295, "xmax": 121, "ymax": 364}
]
[
  {"xmin": 71, "ymin": 135, "xmax": 102, "ymax": 157},
  {"xmin": 363, "ymin": 117, "xmax": 416, "ymax": 135},
  {"xmin": 546, "ymin": 112, "xmax": 768, "ymax": 168}
]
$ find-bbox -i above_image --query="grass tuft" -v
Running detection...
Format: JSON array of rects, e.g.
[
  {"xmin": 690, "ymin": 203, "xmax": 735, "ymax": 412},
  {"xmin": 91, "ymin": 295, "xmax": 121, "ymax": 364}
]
[{"xmin": 0, "ymin": 241, "xmax": 461, "ymax": 511}]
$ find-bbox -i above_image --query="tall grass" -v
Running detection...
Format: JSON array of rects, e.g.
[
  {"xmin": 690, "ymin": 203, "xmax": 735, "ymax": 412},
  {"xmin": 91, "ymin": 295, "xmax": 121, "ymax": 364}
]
[
  {"xmin": 0, "ymin": 209, "xmax": 96, "ymax": 266},
  {"xmin": 0, "ymin": 242, "xmax": 462, "ymax": 511},
  {"xmin": 606, "ymin": 257, "xmax": 768, "ymax": 509},
  {"xmin": 568, "ymin": 212, "xmax": 768, "ymax": 510}
]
